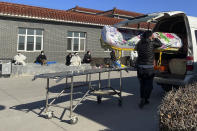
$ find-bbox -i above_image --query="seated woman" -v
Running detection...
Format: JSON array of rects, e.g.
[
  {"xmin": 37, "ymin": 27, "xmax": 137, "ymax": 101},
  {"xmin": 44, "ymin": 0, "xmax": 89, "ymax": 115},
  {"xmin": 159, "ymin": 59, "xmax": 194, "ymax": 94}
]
[{"xmin": 35, "ymin": 51, "xmax": 47, "ymax": 65}]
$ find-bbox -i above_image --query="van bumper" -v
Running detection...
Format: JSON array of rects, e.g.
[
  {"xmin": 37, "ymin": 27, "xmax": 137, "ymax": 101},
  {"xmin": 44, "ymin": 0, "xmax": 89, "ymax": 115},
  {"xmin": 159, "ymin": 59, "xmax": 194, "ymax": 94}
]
[{"xmin": 154, "ymin": 75, "xmax": 193, "ymax": 86}]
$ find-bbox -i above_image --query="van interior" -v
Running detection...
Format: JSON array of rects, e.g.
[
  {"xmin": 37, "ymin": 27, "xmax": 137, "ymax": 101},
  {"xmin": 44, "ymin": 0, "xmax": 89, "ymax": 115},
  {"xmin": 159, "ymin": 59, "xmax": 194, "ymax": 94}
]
[{"xmin": 153, "ymin": 15, "xmax": 188, "ymax": 79}]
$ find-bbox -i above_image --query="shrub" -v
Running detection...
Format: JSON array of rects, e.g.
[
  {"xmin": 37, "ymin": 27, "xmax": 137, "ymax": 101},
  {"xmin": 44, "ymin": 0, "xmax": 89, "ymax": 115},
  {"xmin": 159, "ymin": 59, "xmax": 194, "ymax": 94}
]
[{"xmin": 159, "ymin": 84, "xmax": 197, "ymax": 131}]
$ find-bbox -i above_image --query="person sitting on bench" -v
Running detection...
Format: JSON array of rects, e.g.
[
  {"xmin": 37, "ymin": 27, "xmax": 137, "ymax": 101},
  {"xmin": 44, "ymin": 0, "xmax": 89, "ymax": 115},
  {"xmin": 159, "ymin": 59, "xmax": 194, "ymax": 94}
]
[
  {"xmin": 83, "ymin": 51, "xmax": 92, "ymax": 64},
  {"xmin": 36, "ymin": 51, "xmax": 47, "ymax": 65},
  {"xmin": 13, "ymin": 52, "xmax": 26, "ymax": 66},
  {"xmin": 70, "ymin": 52, "xmax": 81, "ymax": 66}
]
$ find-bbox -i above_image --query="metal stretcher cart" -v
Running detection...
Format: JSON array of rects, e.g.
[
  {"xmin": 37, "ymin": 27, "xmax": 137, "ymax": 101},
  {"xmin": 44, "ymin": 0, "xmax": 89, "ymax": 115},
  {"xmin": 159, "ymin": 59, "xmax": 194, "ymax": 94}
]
[{"xmin": 33, "ymin": 67, "xmax": 132, "ymax": 124}]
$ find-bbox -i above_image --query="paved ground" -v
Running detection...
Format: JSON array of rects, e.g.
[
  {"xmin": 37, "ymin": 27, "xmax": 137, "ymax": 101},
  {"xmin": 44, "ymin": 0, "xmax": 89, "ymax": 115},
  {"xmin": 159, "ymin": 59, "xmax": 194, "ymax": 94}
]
[{"xmin": 0, "ymin": 70, "xmax": 165, "ymax": 131}]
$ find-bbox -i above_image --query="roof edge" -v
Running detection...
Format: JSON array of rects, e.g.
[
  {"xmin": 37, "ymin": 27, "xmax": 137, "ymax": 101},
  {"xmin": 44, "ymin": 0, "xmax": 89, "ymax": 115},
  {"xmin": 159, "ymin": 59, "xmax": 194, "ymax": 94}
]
[
  {"xmin": 0, "ymin": 13, "xmax": 148, "ymax": 30},
  {"xmin": 0, "ymin": 13, "xmax": 105, "ymax": 26}
]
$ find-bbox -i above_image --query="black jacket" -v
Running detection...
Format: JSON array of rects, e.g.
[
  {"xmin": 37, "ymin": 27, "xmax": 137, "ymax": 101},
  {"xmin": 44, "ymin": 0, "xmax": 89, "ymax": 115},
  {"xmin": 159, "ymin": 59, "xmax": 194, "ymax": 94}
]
[
  {"xmin": 83, "ymin": 53, "xmax": 91, "ymax": 63},
  {"xmin": 36, "ymin": 54, "xmax": 47, "ymax": 63},
  {"xmin": 66, "ymin": 55, "xmax": 72, "ymax": 65},
  {"xmin": 136, "ymin": 38, "xmax": 162, "ymax": 65}
]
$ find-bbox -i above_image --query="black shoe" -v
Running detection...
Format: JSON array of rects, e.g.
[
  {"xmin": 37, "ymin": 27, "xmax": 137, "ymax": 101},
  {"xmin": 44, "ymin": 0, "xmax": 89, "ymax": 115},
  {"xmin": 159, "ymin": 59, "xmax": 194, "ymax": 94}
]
[
  {"xmin": 145, "ymin": 99, "xmax": 150, "ymax": 105},
  {"xmin": 138, "ymin": 99, "xmax": 146, "ymax": 109}
]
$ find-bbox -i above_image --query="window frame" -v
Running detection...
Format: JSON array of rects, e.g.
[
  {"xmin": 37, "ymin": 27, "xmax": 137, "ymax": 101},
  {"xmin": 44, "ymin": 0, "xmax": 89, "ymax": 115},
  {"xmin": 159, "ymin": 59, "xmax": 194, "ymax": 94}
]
[
  {"xmin": 67, "ymin": 31, "xmax": 86, "ymax": 52},
  {"xmin": 17, "ymin": 28, "xmax": 44, "ymax": 52}
]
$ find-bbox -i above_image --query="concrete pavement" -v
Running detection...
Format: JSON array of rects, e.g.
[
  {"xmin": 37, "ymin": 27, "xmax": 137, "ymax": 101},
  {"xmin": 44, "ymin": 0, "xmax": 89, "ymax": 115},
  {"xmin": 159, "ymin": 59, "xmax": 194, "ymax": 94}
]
[{"xmin": 0, "ymin": 71, "xmax": 164, "ymax": 131}]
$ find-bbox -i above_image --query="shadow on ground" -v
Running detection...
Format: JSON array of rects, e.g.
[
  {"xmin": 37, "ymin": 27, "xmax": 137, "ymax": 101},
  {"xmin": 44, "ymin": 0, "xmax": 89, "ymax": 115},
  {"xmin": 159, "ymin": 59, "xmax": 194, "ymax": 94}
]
[{"xmin": 10, "ymin": 76, "xmax": 165, "ymax": 131}]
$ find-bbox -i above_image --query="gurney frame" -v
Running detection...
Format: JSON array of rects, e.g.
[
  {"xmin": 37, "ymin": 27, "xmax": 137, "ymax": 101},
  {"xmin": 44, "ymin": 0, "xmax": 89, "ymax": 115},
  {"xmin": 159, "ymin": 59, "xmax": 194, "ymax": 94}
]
[{"xmin": 33, "ymin": 67, "xmax": 132, "ymax": 124}]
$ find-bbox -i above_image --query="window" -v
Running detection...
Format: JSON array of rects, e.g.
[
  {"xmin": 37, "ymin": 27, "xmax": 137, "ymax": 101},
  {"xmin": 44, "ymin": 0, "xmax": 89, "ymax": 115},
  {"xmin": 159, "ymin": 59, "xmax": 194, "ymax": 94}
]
[
  {"xmin": 67, "ymin": 31, "xmax": 86, "ymax": 52},
  {"xmin": 17, "ymin": 28, "xmax": 43, "ymax": 52}
]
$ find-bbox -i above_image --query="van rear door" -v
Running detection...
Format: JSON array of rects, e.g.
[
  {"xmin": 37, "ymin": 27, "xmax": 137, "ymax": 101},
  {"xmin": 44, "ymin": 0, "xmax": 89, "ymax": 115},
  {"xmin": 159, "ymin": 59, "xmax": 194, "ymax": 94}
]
[{"xmin": 114, "ymin": 11, "xmax": 185, "ymax": 28}]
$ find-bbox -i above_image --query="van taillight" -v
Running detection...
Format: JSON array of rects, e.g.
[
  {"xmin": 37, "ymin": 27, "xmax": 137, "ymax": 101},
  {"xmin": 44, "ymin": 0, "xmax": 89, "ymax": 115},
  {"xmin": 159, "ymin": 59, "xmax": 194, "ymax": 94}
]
[{"xmin": 186, "ymin": 56, "xmax": 194, "ymax": 71}]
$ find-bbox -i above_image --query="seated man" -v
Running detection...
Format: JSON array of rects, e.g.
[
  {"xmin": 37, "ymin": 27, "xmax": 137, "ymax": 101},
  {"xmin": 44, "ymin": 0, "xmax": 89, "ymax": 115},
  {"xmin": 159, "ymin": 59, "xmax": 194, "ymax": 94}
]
[
  {"xmin": 14, "ymin": 52, "xmax": 26, "ymax": 66},
  {"xmin": 83, "ymin": 51, "xmax": 91, "ymax": 63},
  {"xmin": 36, "ymin": 51, "xmax": 47, "ymax": 65}
]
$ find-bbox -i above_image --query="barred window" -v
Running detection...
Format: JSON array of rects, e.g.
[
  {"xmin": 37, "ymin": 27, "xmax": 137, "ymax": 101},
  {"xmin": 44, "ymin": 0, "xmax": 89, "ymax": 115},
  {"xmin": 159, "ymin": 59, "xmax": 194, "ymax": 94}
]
[
  {"xmin": 17, "ymin": 28, "xmax": 43, "ymax": 52},
  {"xmin": 67, "ymin": 31, "xmax": 86, "ymax": 52}
]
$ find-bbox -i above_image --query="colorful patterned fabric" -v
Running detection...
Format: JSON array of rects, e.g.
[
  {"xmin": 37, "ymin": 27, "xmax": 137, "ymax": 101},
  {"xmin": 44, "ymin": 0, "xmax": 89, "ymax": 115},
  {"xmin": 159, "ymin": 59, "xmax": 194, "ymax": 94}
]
[{"xmin": 101, "ymin": 25, "xmax": 182, "ymax": 50}]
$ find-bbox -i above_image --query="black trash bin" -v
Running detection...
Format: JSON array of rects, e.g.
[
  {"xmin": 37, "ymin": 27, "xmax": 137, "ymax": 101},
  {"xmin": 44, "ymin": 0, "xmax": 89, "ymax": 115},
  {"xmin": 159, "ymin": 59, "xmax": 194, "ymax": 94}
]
[{"xmin": 0, "ymin": 58, "xmax": 12, "ymax": 77}]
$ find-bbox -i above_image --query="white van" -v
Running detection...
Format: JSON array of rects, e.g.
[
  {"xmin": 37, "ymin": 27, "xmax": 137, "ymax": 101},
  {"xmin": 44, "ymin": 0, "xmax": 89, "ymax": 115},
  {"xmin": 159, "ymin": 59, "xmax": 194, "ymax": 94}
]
[{"xmin": 115, "ymin": 11, "xmax": 197, "ymax": 91}]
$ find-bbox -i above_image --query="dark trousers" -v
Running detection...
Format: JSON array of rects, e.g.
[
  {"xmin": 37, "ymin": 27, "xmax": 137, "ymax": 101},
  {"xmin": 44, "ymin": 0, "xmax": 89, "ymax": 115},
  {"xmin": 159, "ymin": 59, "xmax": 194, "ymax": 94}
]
[{"xmin": 137, "ymin": 67, "xmax": 154, "ymax": 100}]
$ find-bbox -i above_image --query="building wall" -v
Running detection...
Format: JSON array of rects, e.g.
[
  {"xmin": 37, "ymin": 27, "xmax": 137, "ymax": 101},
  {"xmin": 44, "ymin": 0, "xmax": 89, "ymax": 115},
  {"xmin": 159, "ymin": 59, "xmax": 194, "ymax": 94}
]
[{"xmin": 0, "ymin": 17, "xmax": 132, "ymax": 63}]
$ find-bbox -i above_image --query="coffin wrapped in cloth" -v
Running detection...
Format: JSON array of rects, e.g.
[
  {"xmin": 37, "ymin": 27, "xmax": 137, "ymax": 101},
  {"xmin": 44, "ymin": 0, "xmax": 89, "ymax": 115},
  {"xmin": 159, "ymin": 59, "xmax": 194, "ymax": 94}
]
[{"xmin": 101, "ymin": 26, "xmax": 182, "ymax": 51}]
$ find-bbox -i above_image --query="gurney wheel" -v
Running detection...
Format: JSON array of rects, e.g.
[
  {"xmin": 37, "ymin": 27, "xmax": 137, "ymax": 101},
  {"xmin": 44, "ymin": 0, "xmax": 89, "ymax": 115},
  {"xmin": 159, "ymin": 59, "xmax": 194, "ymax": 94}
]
[
  {"xmin": 45, "ymin": 111, "xmax": 53, "ymax": 119},
  {"xmin": 97, "ymin": 96, "xmax": 102, "ymax": 104},
  {"xmin": 118, "ymin": 99, "xmax": 122, "ymax": 107},
  {"xmin": 70, "ymin": 116, "xmax": 78, "ymax": 124}
]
